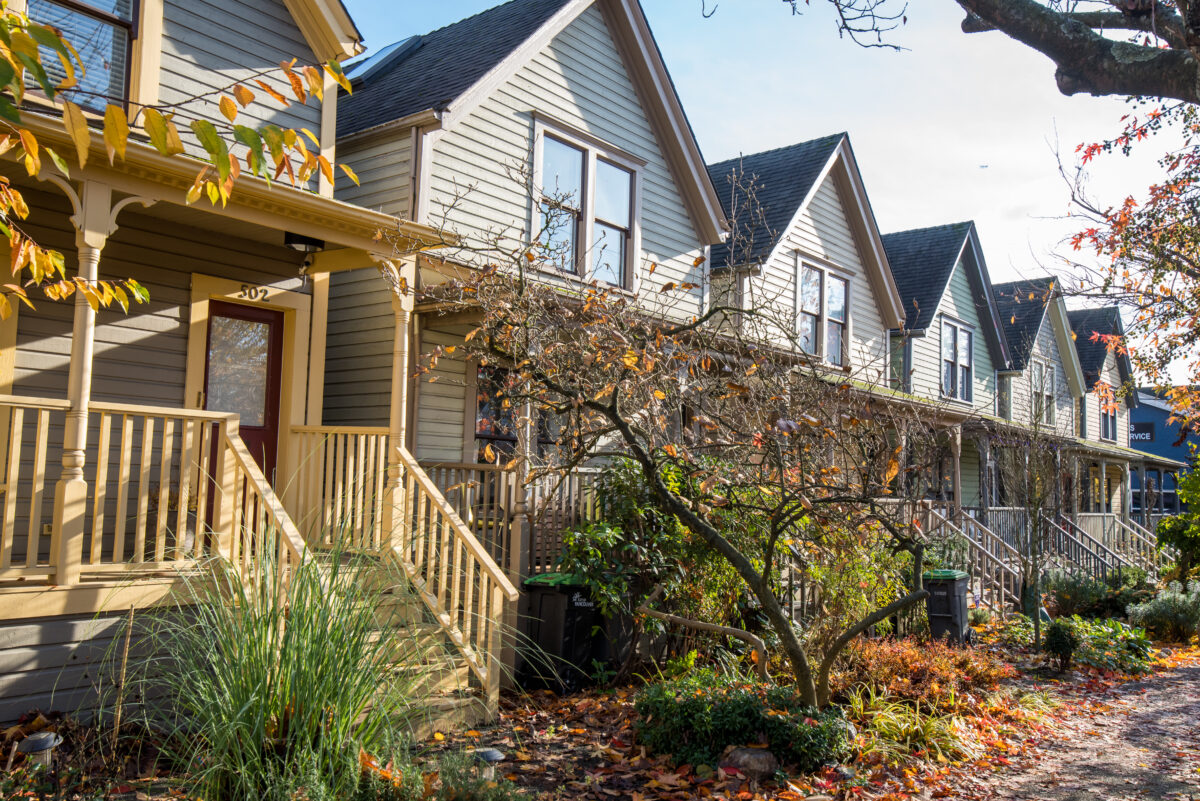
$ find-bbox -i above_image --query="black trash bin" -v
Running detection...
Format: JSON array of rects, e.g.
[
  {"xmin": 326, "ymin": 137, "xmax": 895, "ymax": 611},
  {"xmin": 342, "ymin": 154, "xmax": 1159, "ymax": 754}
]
[
  {"xmin": 519, "ymin": 572, "xmax": 605, "ymax": 693},
  {"xmin": 923, "ymin": 569, "xmax": 970, "ymax": 644}
]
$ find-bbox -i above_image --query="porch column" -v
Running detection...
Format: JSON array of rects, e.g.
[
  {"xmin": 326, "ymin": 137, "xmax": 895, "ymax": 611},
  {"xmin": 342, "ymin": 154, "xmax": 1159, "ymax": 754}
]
[
  {"xmin": 1099, "ymin": 459, "xmax": 1108, "ymax": 513},
  {"xmin": 1071, "ymin": 456, "xmax": 1081, "ymax": 520},
  {"xmin": 1122, "ymin": 462, "xmax": 1132, "ymax": 524},
  {"xmin": 380, "ymin": 258, "xmax": 414, "ymax": 546},
  {"xmin": 503, "ymin": 399, "xmax": 535, "ymax": 685},
  {"xmin": 974, "ymin": 434, "xmax": 991, "ymax": 517},
  {"xmin": 950, "ymin": 426, "xmax": 962, "ymax": 521},
  {"xmin": 50, "ymin": 182, "xmax": 112, "ymax": 585},
  {"xmin": 1136, "ymin": 465, "xmax": 1146, "ymax": 527}
]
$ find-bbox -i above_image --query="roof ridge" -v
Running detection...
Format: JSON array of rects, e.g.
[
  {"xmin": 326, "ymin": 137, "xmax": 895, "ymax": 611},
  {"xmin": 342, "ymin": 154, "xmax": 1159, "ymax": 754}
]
[
  {"xmin": 881, "ymin": 220, "xmax": 973, "ymax": 239},
  {"xmin": 705, "ymin": 132, "xmax": 846, "ymax": 171}
]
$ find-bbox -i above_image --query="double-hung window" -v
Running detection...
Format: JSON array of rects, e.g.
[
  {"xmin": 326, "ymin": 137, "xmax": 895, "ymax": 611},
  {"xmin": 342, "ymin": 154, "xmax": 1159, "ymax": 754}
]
[
  {"xmin": 796, "ymin": 260, "xmax": 848, "ymax": 367},
  {"xmin": 30, "ymin": 0, "xmax": 136, "ymax": 113},
  {"xmin": 536, "ymin": 127, "xmax": 638, "ymax": 288},
  {"xmin": 1032, "ymin": 361, "xmax": 1056, "ymax": 425},
  {"xmin": 1100, "ymin": 401, "xmax": 1118, "ymax": 442},
  {"xmin": 940, "ymin": 318, "xmax": 973, "ymax": 402}
]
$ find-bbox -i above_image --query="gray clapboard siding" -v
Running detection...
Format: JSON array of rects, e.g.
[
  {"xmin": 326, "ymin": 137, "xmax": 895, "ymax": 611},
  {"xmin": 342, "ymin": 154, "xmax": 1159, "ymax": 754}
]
[
  {"xmin": 13, "ymin": 185, "xmax": 310, "ymax": 408},
  {"xmin": 336, "ymin": 133, "xmax": 412, "ymax": 218},
  {"xmin": 159, "ymin": 0, "xmax": 321, "ymax": 160},
  {"xmin": 323, "ymin": 267, "xmax": 394, "ymax": 426},
  {"xmin": 414, "ymin": 325, "xmax": 470, "ymax": 462},
  {"xmin": 907, "ymin": 260, "xmax": 997, "ymax": 414},
  {"xmin": 425, "ymin": 5, "xmax": 706, "ymax": 316},
  {"xmin": 0, "ymin": 613, "xmax": 124, "ymax": 724},
  {"xmin": 1009, "ymin": 316, "xmax": 1075, "ymax": 437}
]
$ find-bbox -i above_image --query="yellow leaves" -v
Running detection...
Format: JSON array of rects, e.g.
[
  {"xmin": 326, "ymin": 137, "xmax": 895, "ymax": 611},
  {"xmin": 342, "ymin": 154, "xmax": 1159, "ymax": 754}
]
[
  {"xmin": 660, "ymin": 281, "xmax": 676, "ymax": 292},
  {"xmin": 653, "ymin": 389, "xmax": 666, "ymax": 400},
  {"xmin": 16, "ymin": 128, "xmax": 38, "ymax": 176},
  {"xmin": 61, "ymin": 100, "xmax": 89, "ymax": 168},
  {"xmin": 233, "ymin": 84, "xmax": 256, "ymax": 107},
  {"xmin": 302, "ymin": 65, "xmax": 325, "ymax": 102},
  {"xmin": 338, "ymin": 163, "xmax": 360, "ymax": 186},
  {"xmin": 280, "ymin": 59, "xmax": 307, "ymax": 103},
  {"xmin": 102, "ymin": 104, "xmax": 129, "ymax": 164},
  {"xmin": 621, "ymin": 349, "xmax": 639, "ymax": 369},
  {"xmin": 142, "ymin": 108, "xmax": 185, "ymax": 156},
  {"xmin": 218, "ymin": 95, "xmax": 238, "ymax": 122},
  {"xmin": 324, "ymin": 60, "xmax": 353, "ymax": 94},
  {"xmin": 482, "ymin": 442, "xmax": 497, "ymax": 464}
]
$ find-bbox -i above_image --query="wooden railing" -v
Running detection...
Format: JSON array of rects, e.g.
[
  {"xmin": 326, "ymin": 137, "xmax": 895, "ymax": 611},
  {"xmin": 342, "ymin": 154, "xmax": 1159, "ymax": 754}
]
[
  {"xmin": 421, "ymin": 462, "xmax": 518, "ymax": 569},
  {"xmin": 0, "ymin": 395, "xmax": 308, "ymax": 583},
  {"xmin": 925, "ymin": 504, "xmax": 1021, "ymax": 614},
  {"xmin": 1105, "ymin": 516, "xmax": 1163, "ymax": 572},
  {"xmin": 0, "ymin": 396, "xmax": 67, "ymax": 580},
  {"xmin": 287, "ymin": 426, "xmax": 390, "ymax": 550},
  {"xmin": 1044, "ymin": 515, "xmax": 1119, "ymax": 580},
  {"xmin": 528, "ymin": 468, "xmax": 601, "ymax": 573},
  {"xmin": 392, "ymin": 447, "xmax": 518, "ymax": 708}
]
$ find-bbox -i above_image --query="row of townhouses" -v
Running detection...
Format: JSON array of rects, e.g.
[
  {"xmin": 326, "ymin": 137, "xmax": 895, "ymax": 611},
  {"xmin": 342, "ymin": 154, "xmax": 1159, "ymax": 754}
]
[{"xmin": 0, "ymin": 0, "xmax": 1184, "ymax": 722}]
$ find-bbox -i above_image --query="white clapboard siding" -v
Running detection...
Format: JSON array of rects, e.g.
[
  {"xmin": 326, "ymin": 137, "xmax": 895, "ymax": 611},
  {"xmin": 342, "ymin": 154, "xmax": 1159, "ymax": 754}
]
[
  {"xmin": 1083, "ymin": 351, "xmax": 1131, "ymax": 445},
  {"xmin": 424, "ymin": 5, "xmax": 706, "ymax": 317},
  {"xmin": 1008, "ymin": 316, "xmax": 1075, "ymax": 437},
  {"xmin": 908, "ymin": 260, "xmax": 997, "ymax": 412},
  {"xmin": 323, "ymin": 267, "xmax": 394, "ymax": 426},
  {"xmin": 337, "ymin": 133, "xmax": 413, "ymax": 218},
  {"xmin": 749, "ymin": 173, "xmax": 889, "ymax": 381},
  {"xmin": 159, "ymin": 0, "xmax": 321, "ymax": 160}
]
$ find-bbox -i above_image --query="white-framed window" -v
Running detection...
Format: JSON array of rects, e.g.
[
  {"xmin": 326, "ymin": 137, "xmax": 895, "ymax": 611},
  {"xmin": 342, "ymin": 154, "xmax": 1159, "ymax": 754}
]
[
  {"xmin": 1100, "ymin": 402, "xmax": 1118, "ymax": 442},
  {"xmin": 940, "ymin": 318, "xmax": 973, "ymax": 402},
  {"xmin": 796, "ymin": 259, "xmax": 849, "ymax": 367},
  {"xmin": 30, "ymin": 0, "xmax": 136, "ymax": 113},
  {"xmin": 1032, "ymin": 360, "xmax": 1056, "ymax": 425},
  {"xmin": 534, "ymin": 121, "xmax": 641, "ymax": 289}
]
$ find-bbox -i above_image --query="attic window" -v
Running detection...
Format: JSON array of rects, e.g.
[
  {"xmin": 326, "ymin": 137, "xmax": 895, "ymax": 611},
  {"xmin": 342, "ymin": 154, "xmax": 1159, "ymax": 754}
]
[
  {"xmin": 30, "ymin": 0, "xmax": 135, "ymax": 113},
  {"xmin": 1032, "ymin": 361, "xmax": 1056, "ymax": 426},
  {"xmin": 534, "ymin": 124, "xmax": 641, "ymax": 289},
  {"xmin": 796, "ymin": 260, "xmax": 848, "ymax": 367},
  {"xmin": 941, "ymin": 318, "xmax": 973, "ymax": 403}
]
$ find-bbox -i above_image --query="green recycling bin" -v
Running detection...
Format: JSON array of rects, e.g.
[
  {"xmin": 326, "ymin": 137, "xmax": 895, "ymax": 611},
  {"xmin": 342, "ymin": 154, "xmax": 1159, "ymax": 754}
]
[
  {"xmin": 923, "ymin": 569, "xmax": 971, "ymax": 644},
  {"xmin": 519, "ymin": 572, "xmax": 605, "ymax": 693}
]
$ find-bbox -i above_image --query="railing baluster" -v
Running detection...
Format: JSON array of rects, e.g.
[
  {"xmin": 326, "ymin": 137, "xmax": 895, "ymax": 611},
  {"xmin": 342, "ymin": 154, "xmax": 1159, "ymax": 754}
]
[
  {"xmin": 90, "ymin": 413, "xmax": 111, "ymax": 565},
  {"xmin": 0, "ymin": 406, "xmax": 22, "ymax": 570},
  {"xmin": 133, "ymin": 417, "xmax": 155, "ymax": 563},
  {"xmin": 25, "ymin": 410, "xmax": 50, "ymax": 569},
  {"xmin": 155, "ymin": 418, "xmax": 175, "ymax": 562}
]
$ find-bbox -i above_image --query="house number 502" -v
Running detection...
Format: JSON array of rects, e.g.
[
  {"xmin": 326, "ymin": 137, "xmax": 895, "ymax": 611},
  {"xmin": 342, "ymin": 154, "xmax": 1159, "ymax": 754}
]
[{"xmin": 238, "ymin": 285, "xmax": 270, "ymax": 301}]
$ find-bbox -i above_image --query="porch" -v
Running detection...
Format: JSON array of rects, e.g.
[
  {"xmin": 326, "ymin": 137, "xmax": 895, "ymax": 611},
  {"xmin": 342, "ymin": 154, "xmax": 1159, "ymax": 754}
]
[{"xmin": 0, "ymin": 142, "xmax": 516, "ymax": 721}]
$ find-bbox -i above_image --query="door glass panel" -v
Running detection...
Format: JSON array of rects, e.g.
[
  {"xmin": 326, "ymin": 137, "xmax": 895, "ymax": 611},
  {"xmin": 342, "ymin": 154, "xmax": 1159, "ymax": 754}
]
[{"xmin": 207, "ymin": 315, "xmax": 270, "ymax": 426}]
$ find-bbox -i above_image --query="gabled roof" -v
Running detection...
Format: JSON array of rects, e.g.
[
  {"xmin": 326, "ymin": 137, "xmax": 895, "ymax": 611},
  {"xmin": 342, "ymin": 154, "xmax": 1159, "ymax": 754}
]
[
  {"xmin": 881, "ymin": 221, "xmax": 1011, "ymax": 368},
  {"xmin": 283, "ymin": 0, "xmax": 364, "ymax": 61},
  {"xmin": 994, "ymin": 277, "xmax": 1086, "ymax": 396},
  {"xmin": 704, "ymin": 134, "xmax": 904, "ymax": 329},
  {"xmin": 706, "ymin": 134, "xmax": 844, "ymax": 272},
  {"xmin": 338, "ymin": 0, "xmax": 726, "ymax": 244},
  {"xmin": 993, "ymin": 277, "xmax": 1056, "ymax": 370},
  {"xmin": 880, "ymin": 222, "xmax": 972, "ymax": 334},
  {"xmin": 1068, "ymin": 307, "xmax": 1138, "ymax": 405},
  {"xmin": 341, "ymin": 0, "xmax": 571, "ymax": 135}
]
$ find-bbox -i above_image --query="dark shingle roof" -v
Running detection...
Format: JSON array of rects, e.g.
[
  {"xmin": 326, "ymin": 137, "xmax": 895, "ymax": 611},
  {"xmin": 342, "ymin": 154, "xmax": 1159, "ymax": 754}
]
[
  {"xmin": 340, "ymin": 0, "xmax": 572, "ymax": 137},
  {"xmin": 992, "ymin": 277, "xmax": 1056, "ymax": 370},
  {"xmin": 705, "ymin": 134, "xmax": 845, "ymax": 272},
  {"xmin": 880, "ymin": 222, "xmax": 973, "ymax": 333},
  {"xmin": 1068, "ymin": 306, "xmax": 1126, "ymax": 389}
]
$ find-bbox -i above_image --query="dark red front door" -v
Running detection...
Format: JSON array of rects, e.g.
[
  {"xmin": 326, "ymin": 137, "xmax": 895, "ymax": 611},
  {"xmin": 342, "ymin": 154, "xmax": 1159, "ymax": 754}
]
[{"xmin": 203, "ymin": 301, "xmax": 285, "ymax": 479}]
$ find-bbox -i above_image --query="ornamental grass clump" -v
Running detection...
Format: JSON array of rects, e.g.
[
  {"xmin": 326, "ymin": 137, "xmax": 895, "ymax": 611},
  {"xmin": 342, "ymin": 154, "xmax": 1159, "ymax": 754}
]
[
  {"xmin": 125, "ymin": 540, "xmax": 454, "ymax": 801},
  {"xmin": 844, "ymin": 685, "xmax": 976, "ymax": 765}
]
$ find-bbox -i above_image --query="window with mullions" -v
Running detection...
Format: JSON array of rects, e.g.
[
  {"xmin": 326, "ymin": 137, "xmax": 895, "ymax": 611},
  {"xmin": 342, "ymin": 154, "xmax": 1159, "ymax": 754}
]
[
  {"xmin": 474, "ymin": 365, "xmax": 559, "ymax": 464},
  {"xmin": 536, "ymin": 132, "xmax": 635, "ymax": 288},
  {"xmin": 940, "ymin": 318, "xmax": 973, "ymax": 402},
  {"xmin": 1100, "ymin": 402, "xmax": 1118, "ymax": 442},
  {"xmin": 1032, "ymin": 361, "xmax": 1056, "ymax": 425},
  {"xmin": 30, "ymin": 0, "xmax": 135, "ymax": 113},
  {"xmin": 797, "ymin": 261, "xmax": 848, "ymax": 366}
]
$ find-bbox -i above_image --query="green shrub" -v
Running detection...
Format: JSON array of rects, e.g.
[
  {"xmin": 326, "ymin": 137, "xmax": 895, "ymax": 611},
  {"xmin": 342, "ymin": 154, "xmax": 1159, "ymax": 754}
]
[
  {"xmin": 1058, "ymin": 615, "xmax": 1154, "ymax": 673},
  {"xmin": 633, "ymin": 670, "xmax": 851, "ymax": 770},
  {"xmin": 354, "ymin": 750, "xmax": 522, "ymax": 801},
  {"xmin": 968, "ymin": 608, "xmax": 992, "ymax": 626},
  {"xmin": 1043, "ymin": 569, "xmax": 1155, "ymax": 619},
  {"xmin": 129, "ymin": 545, "xmax": 448, "ymax": 801},
  {"xmin": 1043, "ymin": 620, "xmax": 1079, "ymax": 671},
  {"xmin": 1127, "ymin": 581, "xmax": 1200, "ymax": 642}
]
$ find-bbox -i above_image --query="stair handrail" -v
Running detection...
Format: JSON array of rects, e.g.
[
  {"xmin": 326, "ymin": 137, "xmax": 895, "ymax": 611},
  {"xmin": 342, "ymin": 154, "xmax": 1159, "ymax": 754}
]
[
  {"xmin": 221, "ymin": 425, "xmax": 312, "ymax": 569},
  {"xmin": 1044, "ymin": 514, "xmax": 1117, "ymax": 580},
  {"xmin": 1107, "ymin": 516, "xmax": 1163, "ymax": 571},
  {"xmin": 1124, "ymin": 516, "xmax": 1179, "ymax": 564},
  {"xmin": 925, "ymin": 504, "xmax": 1020, "ymax": 614}
]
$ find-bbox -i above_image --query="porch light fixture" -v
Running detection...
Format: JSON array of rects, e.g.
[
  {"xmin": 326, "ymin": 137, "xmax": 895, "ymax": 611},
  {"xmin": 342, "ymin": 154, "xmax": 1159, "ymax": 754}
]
[{"xmin": 284, "ymin": 232, "xmax": 325, "ymax": 253}]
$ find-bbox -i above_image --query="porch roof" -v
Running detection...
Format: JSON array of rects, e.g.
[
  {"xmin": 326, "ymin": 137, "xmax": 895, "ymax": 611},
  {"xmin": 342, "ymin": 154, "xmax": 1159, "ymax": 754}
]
[{"xmin": 20, "ymin": 110, "xmax": 448, "ymax": 258}]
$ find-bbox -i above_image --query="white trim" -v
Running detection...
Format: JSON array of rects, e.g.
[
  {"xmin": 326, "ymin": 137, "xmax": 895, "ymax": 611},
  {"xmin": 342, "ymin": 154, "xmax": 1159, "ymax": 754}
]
[
  {"xmin": 939, "ymin": 315, "xmax": 975, "ymax": 404},
  {"xmin": 1048, "ymin": 294, "xmax": 1087, "ymax": 397},
  {"xmin": 794, "ymin": 254, "xmax": 851, "ymax": 368},
  {"xmin": 430, "ymin": 0, "xmax": 726, "ymax": 245},
  {"xmin": 531, "ymin": 118, "xmax": 642, "ymax": 291}
]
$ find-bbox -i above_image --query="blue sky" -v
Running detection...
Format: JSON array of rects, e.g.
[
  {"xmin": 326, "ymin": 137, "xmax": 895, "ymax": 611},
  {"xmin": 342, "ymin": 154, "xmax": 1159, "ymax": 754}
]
[{"xmin": 344, "ymin": 1, "xmax": 1161, "ymax": 284}]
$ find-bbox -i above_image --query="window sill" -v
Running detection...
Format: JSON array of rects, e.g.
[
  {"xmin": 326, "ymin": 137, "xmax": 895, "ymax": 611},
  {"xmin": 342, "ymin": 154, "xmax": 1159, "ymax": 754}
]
[{"xmin": 530, "ymin": 262, "xmax": 637, "ymax": 298}]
